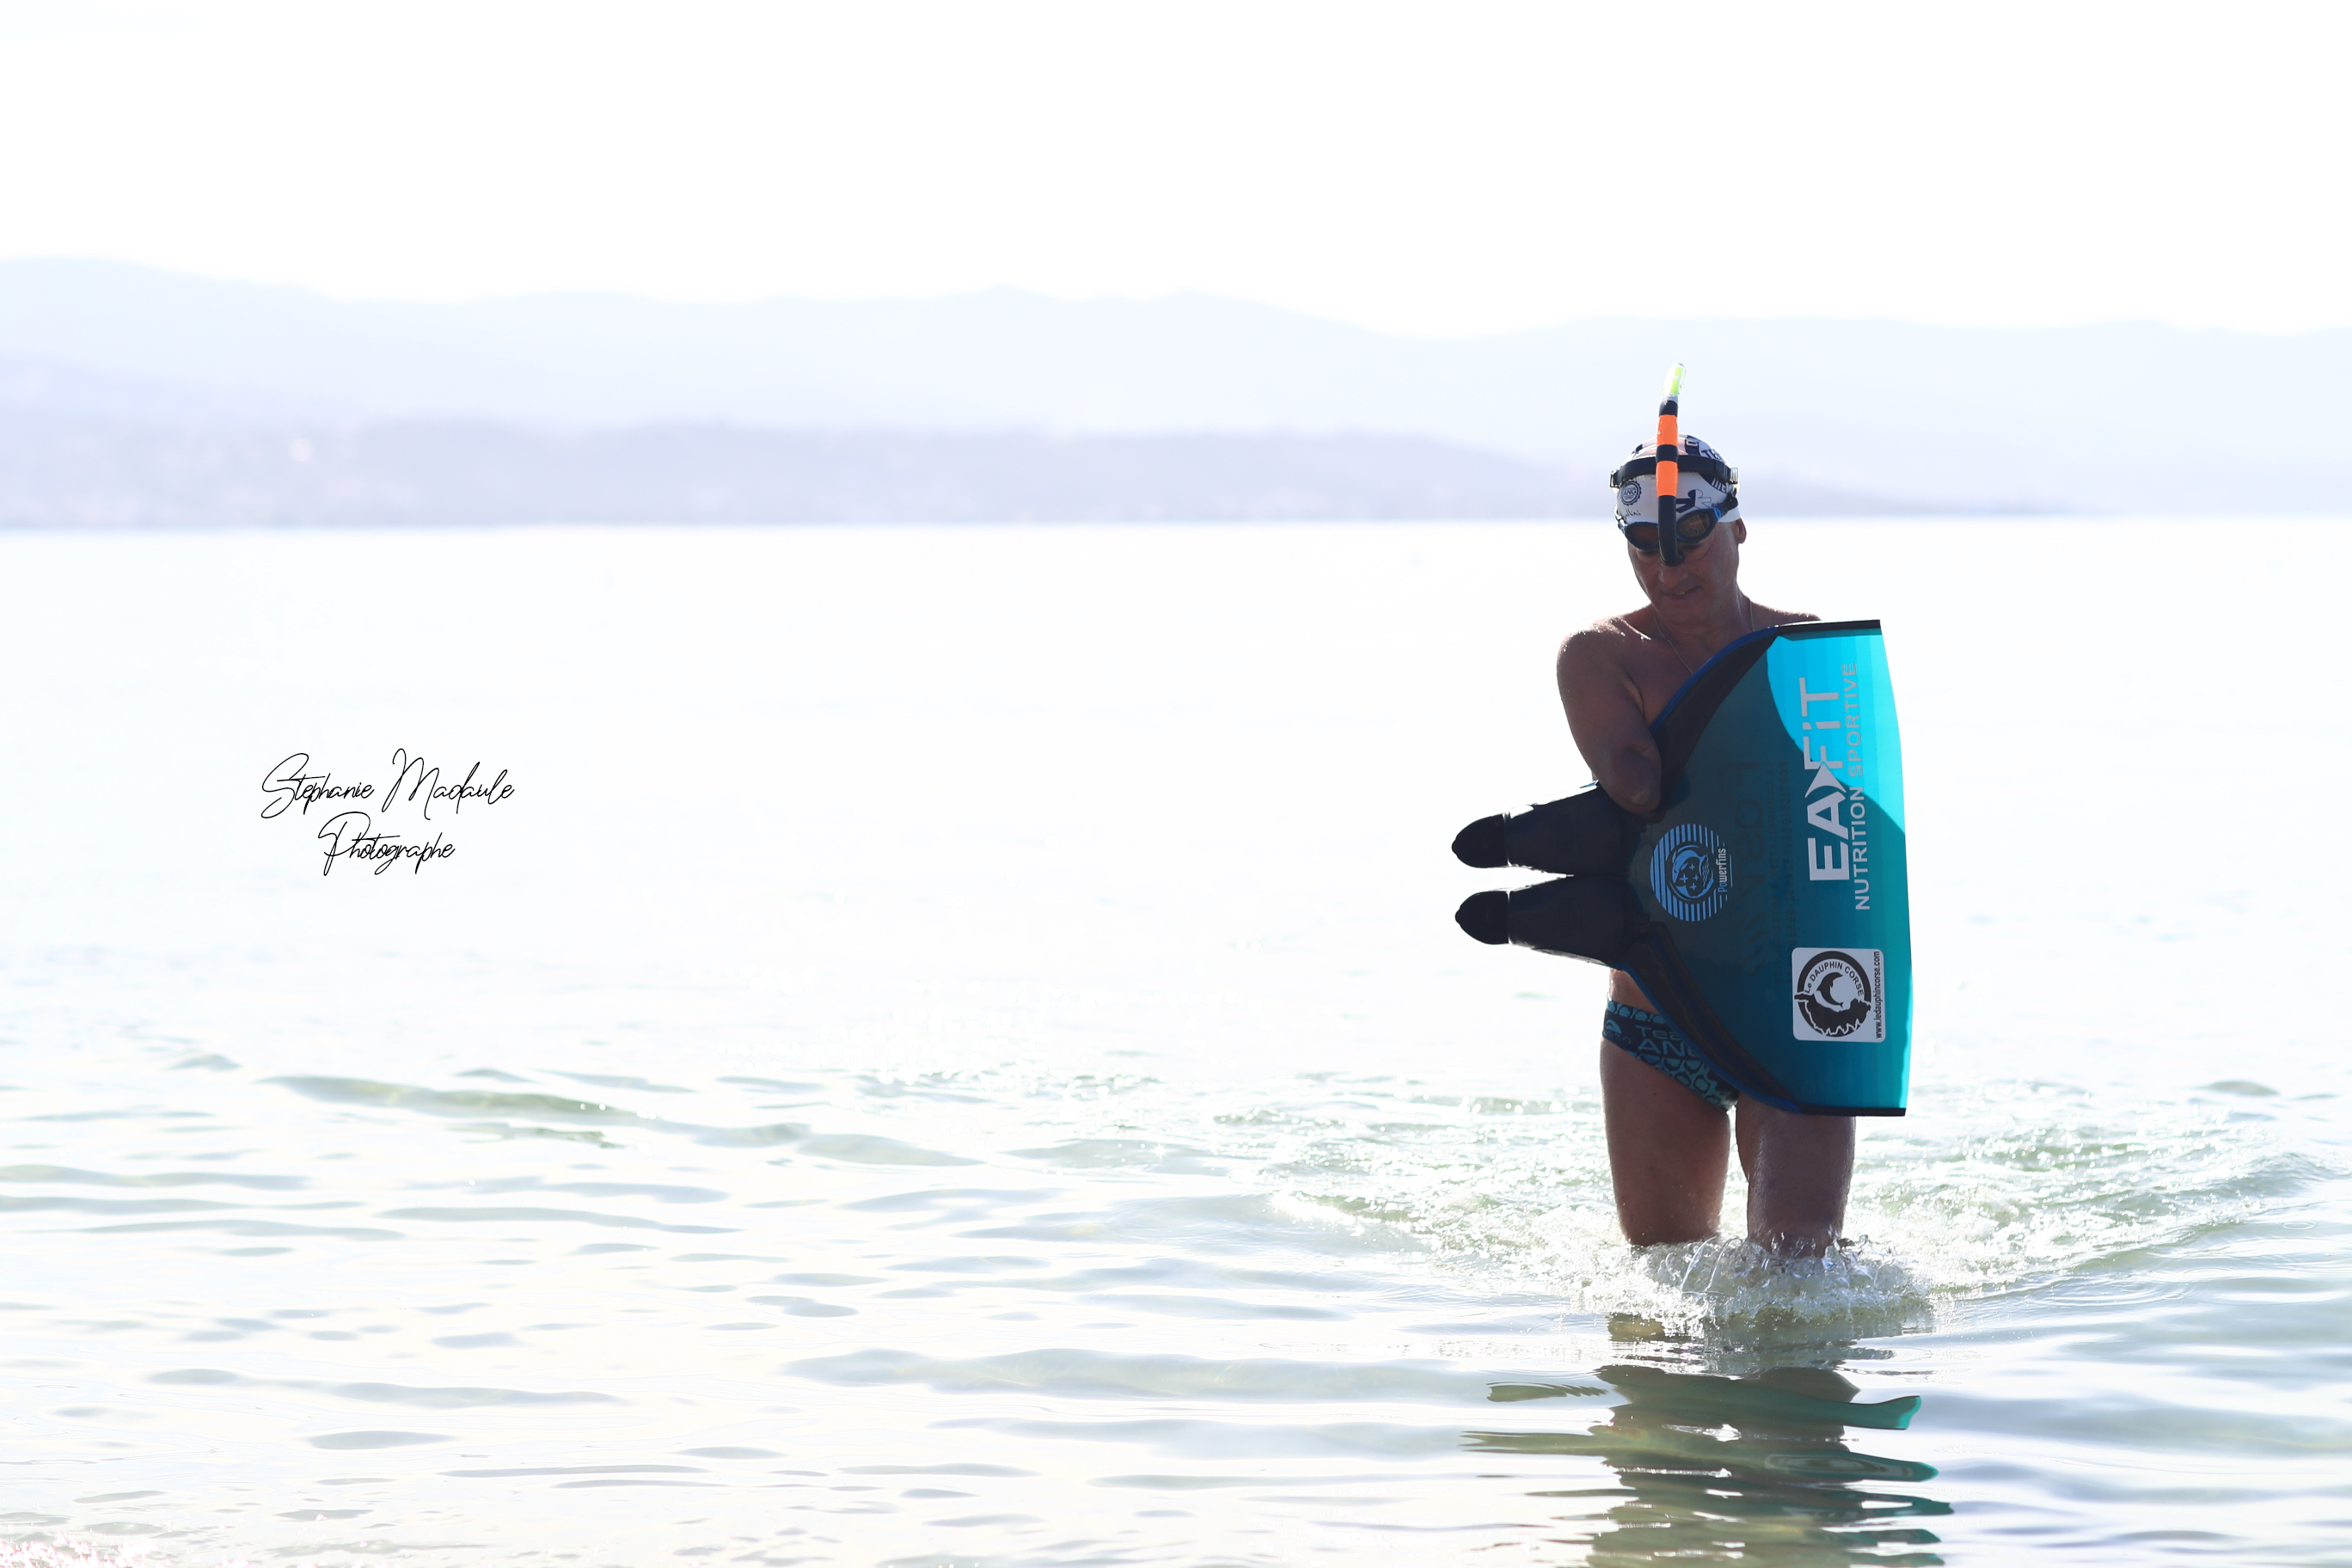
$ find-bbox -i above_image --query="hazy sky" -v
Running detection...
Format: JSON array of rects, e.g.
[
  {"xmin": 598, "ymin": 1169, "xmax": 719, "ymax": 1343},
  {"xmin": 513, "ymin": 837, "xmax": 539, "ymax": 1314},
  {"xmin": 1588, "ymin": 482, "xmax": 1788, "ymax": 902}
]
[{"xmin": 3, "ymin": 0, "xmax": 2343, "ymax": 334}]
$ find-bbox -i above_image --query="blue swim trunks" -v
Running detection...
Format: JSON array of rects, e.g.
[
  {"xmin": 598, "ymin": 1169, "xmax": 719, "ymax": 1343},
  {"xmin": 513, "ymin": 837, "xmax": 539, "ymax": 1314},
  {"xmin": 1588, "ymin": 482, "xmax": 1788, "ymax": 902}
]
[{"xmin": 1603, "ymin": 999, "xmax": 1740, "ymax": 1110}]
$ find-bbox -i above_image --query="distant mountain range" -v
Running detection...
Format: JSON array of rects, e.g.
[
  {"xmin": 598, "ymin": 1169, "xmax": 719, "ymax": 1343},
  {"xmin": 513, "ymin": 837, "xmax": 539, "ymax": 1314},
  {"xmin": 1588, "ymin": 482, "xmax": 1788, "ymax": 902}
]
[
  {"xmin": 0, "ymin": 258, "xmax": 2335, "ymax": 523},
  {"xmin": 0, "ymin": 421, "xmax": 1609, "ymax": 528}
]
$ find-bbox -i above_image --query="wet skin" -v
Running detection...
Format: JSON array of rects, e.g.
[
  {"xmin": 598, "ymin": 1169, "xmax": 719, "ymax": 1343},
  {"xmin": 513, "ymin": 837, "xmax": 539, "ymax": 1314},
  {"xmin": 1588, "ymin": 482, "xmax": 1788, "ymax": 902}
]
[{"xmin": 1555, "ymin": 516, "xmax": 1857, "ymax": 1254}]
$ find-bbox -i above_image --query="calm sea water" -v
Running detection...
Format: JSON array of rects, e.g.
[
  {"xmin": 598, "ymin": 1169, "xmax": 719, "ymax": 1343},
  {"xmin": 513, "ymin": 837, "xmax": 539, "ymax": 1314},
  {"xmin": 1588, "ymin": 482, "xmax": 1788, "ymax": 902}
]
[{"xmin": 0, "ymin": 518, "xmax": 2343, "ymax": 1566}]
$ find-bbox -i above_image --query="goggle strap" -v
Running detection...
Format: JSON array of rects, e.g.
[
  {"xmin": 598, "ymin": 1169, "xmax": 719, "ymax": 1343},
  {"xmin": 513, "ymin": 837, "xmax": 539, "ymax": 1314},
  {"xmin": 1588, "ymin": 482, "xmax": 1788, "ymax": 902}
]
[
  {"xmin": 1608, "ymin": 451, "xmax": 1738, "ymax": 489},
  {"xmin": 1617, "ymin": 493, "xmax": 1740, "ymax": 529}
]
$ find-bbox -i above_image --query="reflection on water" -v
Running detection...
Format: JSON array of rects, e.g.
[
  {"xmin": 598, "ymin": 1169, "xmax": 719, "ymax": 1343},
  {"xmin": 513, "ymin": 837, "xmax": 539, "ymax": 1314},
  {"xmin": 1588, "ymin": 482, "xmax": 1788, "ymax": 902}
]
[{"xmin": 1475, "ymin": 1358, "xmax": 1947, "ymax": 1565}]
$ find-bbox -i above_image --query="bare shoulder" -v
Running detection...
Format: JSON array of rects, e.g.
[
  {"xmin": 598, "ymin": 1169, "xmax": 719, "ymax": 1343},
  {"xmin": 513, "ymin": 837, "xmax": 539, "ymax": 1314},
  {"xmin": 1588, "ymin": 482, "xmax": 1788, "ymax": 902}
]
[
  {"xmin": 1559, "ymin": 614, "xmax": 1638, "ymax": 668},
  {"xmin": 1749, "ymin": 601, "xmax": 1820, "ymax": 629},
  {"xmin": 1556, "ymin": 616, "xmax": 1641, "ymax": 689}
]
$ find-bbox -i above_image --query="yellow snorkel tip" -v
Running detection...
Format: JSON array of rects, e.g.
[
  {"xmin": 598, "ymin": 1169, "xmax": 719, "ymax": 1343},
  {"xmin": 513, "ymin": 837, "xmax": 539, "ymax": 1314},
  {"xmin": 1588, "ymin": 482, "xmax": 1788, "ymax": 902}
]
[{"xmin": 1662, "ymin": 362, "xmax": 1685, "ymax": 403}]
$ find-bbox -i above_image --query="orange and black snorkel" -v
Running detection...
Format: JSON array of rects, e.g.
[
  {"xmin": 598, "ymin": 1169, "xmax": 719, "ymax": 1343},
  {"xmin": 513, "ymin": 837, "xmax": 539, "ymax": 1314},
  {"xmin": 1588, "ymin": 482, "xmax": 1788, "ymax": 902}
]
[
  {"xmin": 1653, "ymin": 362, "xmax": 1686, "ymax": 566},
  {"xmin": 1609, "ymin": 367, "xmax": 1740, "ymax": 561}
]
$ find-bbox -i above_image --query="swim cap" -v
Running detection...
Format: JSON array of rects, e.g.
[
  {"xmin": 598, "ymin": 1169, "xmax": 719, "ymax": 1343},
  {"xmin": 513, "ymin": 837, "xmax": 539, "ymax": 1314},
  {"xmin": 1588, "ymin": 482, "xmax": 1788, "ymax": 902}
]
[{"xmin": 1608, "ymin": 436, "xmax": 1741, "ymax": 529}]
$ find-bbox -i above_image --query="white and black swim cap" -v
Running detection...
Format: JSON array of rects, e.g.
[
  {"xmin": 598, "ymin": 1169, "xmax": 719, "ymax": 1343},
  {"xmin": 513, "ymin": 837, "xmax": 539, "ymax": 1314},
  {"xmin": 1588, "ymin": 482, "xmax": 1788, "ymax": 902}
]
[{"xmin": 1609, "ymin": 436, "xmax": 1742, "ymax": 529}]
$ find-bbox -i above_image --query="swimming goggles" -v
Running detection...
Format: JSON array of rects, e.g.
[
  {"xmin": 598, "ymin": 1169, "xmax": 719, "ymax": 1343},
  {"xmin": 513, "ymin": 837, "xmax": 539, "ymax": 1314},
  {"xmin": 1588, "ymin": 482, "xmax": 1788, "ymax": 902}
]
[{"xmin": 1617, "ymin": 507, "xmax": 1728, "ymax": 555}]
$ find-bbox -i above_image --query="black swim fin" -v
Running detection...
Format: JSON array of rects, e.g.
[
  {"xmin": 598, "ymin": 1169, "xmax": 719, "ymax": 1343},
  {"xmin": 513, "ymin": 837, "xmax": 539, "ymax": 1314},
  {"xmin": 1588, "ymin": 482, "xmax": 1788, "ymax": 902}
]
[
  {"xmin": 1454, "ymin": 878, "xmax": 1634, "ymax": 967},
  {"xmin": 1451, "ymin": 786, "xmax": 1636, "ymax": 877}
]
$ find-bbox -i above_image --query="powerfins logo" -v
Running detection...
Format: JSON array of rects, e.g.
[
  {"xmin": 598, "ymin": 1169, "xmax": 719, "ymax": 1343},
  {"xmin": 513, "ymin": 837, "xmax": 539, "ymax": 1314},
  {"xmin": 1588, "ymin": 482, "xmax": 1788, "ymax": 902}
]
[
  {"xmin": 1792, "ymin": 947, "xmax": 1883, "ymax": 1042},
  {"xmin": 1793, "ymin": 669, "xmax": 1877, "ymax": 912},
  {"xmin": 1648, "ymin": 823, "xmax": 1730, "ymax": 920}
]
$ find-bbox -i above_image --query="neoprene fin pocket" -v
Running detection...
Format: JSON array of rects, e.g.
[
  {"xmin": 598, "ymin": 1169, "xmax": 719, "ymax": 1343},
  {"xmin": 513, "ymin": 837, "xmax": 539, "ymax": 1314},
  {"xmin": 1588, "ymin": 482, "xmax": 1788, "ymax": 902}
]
[
  {"xmin": 1446, "ymin": 619, "xmax": 1914, "ymax": 1118},
  {"xmin": 1454, "ymin": 879, "xmax": 1634, "ymax": 967},
  {"xmin": 1451, "ymin": 787, "xmax": 1637, "ymax": 877}
]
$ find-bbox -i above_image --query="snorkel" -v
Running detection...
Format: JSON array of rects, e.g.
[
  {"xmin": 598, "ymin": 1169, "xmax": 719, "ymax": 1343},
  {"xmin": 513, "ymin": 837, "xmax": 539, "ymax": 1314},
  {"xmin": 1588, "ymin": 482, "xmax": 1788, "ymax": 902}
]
[
  {"xmin": 1654, "ymin": 362, "xmax": 1686, "ymax": 566},
  {"xmin": 1608, "ymin": 371, "xmax": 1739, "ymax": 559}
]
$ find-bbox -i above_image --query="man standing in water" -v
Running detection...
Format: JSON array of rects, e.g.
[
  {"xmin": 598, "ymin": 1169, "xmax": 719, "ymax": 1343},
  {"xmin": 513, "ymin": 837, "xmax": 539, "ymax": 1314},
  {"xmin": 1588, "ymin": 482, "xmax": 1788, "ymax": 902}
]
[{"xmin": 1556, "ymin": 436, "xmax": 1853, "ymax": 1254}]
